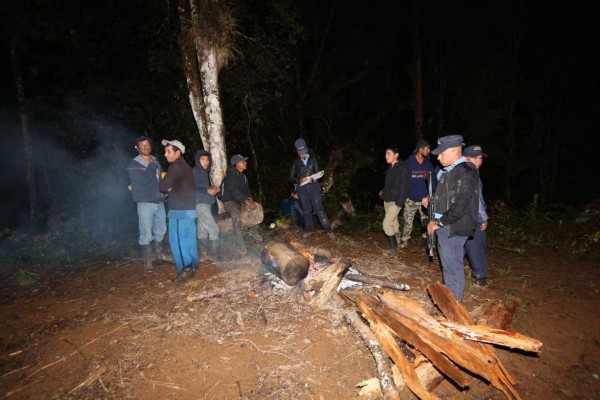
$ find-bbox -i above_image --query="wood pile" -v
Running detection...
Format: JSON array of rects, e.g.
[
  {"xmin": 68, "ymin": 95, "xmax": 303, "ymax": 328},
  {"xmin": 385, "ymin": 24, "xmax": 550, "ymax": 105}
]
[{"xmin": 258, "ymin": 240, "xmax": 543, "ymax": 400}]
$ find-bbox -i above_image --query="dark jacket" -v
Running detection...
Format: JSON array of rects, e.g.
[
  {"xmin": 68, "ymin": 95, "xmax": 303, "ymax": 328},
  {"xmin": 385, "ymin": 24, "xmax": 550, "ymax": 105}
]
[
  {"xmin": 290, "ymin": 154, "xmax": 320, "ymax": 185},
  {"xmin": 381, "ymin": 161, "xmax": 410, "ymax": 207},
  {"xmin": 126, "ymin": 155, "xmax": 165, "ymax": 203},
  {"xmin": 434, "ymin": 160, "xmax": 479, "ymax": 237},
  {"xmin": 218, "ymin": 166, "xmax": 251, "ymax": 203},
  {"xmin": 193, "ymin": 149, "xmax": 216, "ymax": 205},
  {"xmin": 159, "ymin": 156, "xmax": 195, "ymax": 210}
]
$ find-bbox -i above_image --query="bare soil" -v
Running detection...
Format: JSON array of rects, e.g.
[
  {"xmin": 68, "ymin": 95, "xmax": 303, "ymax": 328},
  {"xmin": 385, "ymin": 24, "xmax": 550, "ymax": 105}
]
[{"xmin": 1, "ymin": 229, "xmax": 599, "ymax": 400}]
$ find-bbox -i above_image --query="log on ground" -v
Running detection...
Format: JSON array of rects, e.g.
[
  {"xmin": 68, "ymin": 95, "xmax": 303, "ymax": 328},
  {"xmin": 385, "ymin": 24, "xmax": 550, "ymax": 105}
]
[
  {"xmin": 218, "ymin": 202, "xmax": 264, "ymax": 234},
  {"xmin": 260, "ymin": 241, "xmax": 310, "ymax": 286}
]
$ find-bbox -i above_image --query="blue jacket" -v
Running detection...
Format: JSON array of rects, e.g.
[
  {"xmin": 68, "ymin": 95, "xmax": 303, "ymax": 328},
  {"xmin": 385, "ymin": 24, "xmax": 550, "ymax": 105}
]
[
  {"xmin": 193, "ymin": 149, "xmax": 216, "ymax": 205},
  {"xmin": 405, "ymin": 154, "xmax": 436, "ymax": 202},
  {"xmin": 126, "ymin": 155, "xmax": 165, "ymax": 203}
]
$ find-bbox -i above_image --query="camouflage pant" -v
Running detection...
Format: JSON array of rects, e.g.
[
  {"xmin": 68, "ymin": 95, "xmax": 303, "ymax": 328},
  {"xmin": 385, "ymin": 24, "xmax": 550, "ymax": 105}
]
[{"xmin": 401, "ymin": 199, "xmax": 427, "ymax": 242}]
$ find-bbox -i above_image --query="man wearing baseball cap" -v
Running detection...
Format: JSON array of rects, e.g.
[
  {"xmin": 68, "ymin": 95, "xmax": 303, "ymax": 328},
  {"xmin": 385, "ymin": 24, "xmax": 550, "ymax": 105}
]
[
  {"xmin": 422, "ymin": 135, "xmax": 479, "ymax": 300},
  {"xmin": 218, "ymin": 154, "xmax": 257, "ymax": 255},
  {"xmin": 126, "ymin": 136, "xmax": 168, "ymax": 272},
  {"xmin": 159, "ymin": 139, "xmax": 198, "ymax": 282},
  {"xmin": 463, "ymin": 145, "xmax": 489, "ymax": 287},
  {"xmin": 289, "ymin": 138, "xmax": 334, "ymax": 239}
]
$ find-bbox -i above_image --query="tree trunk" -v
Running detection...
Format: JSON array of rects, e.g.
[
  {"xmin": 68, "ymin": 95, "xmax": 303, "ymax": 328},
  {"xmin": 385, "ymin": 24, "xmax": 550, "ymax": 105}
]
[
  {"xmin": 10, "ymin": 35, "xmax": 40, "ymax": 225},
  {"xmin": 411, "ymin": 22, "xmax": 423, "ymax": 141}
]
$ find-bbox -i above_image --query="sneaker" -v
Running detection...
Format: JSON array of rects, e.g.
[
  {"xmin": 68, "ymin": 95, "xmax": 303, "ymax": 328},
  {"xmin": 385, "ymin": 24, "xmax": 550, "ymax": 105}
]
[{"xmin": 399, "ymin": 239, "xmax": 408, "ymax": 249}]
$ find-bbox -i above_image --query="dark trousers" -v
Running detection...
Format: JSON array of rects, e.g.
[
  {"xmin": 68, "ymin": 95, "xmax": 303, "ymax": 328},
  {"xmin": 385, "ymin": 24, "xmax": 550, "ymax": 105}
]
[
  {"xmin": 223, "ymin": 201, "xmax": 243, "ymax": 238},
  {"xmin": 436, "ymin": 226, "xmax": 469, "ymax": 301},
  {"xmin": 297, "ymin": 183, "xmax": 331, "ymax": 232},
  {"xmin": 464, "ymin": 223, "xmax": 488, "ymax": 280}
]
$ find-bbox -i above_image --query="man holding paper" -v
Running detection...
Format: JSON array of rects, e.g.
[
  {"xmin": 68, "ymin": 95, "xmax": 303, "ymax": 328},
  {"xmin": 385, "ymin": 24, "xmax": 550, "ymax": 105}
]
[{"xmin": 289, "ymin": 138, "xmax": 335, "ymax": 239}]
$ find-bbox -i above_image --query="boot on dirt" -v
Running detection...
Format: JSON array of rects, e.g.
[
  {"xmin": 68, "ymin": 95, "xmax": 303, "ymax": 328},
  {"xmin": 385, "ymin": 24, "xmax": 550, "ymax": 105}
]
[
  {"xmin": 153, "ymin": 241, "xmax": 173, "ymax": 264},
  {"xmin": 141, "ymin": 244, "xmax": 153, "ymax": 272},
  {"xmin": 197, "ymin": 238, "xmax": 209, "ymax": 258},
  {"xmin": 208, "ymin": 239, "xmax": 222, "ymax": 261},
  {"xmin": 236, "ymin": 234, "xmax": 247, "ymax": 255},
  {"xmin": 171, "ymin": 267, "xmax": 193, "ymax": 283},
  {"xmin": 387, "ymin": 235, "xmax": 399, "ymax": 258}
]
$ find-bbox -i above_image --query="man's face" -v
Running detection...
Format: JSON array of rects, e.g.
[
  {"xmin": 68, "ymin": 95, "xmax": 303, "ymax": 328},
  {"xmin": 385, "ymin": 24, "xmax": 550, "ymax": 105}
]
[
  {"xmin": 164, "ymin": 145, "xmax": 181, "ymax": 163},
  {"xmin": 136, "ymin": 140, "xmax": 152, "ymax": 156},
  {"xmin": 299, "ymin": 153, "xmax": 308, "ymax": 160},
  {"xmin": 466, "ymin": 155, "xmax": 483, "ymax": 169},
  {"xmin": 437, "ymin": 148, "xmax": 454, "ymax": 167},
  {"xmin": 199, "ymin": 155, "xmax": 210, "ymax": 169},
  {"xmin": 385, "ymin": 149, "xmax": 398, "ymax": 165},
  {"xmin": 235, "ymin": 160, "xmax": 247, "ymax": 172},
  {"xmin": 420, "ymin": 146, "xmax": 431, "ymax": 157}
]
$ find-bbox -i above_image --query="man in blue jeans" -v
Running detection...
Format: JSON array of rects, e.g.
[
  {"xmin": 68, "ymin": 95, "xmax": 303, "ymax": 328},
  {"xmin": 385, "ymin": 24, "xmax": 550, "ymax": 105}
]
[
  {"xmin": 289, "ymin": 139, "xmax": 334, "ymax": 239},
  {"xmin": 126, "ymin": 136, "xmax": 168, "ymax": 272},
  {"xmin": 463, "ymin": 145, "xmax": 489, "ymax": 287}
]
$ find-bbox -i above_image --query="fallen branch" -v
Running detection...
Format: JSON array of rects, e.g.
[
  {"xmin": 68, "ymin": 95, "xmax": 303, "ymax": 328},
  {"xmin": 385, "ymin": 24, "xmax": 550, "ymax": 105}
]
[
  {"xmin": 345, "ymin": 274, "xmax": 410, "ymax": 291},
  {"xmin": 67, "ymin": 365, "xmax": 107, "ymax": 395},
  {"xmin": 186, "ymin": 284, "xmax": 250, "ymax": 302},
  {"xmin": 343, "ymin": 309, "xmax": 400, "ymax": 400}
]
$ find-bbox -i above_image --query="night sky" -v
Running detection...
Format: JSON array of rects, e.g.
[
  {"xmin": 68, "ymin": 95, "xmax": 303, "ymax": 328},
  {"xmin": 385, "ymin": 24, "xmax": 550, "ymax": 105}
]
[{"xmin": 1, "ymin": 0, "xmax": 598, "ymax": 232}]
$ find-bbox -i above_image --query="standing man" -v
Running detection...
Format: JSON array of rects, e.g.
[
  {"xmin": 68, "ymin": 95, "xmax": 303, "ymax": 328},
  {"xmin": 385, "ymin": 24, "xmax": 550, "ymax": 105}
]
[
  {"xmin": 289, "ymin": 138, "xmax": 334, "ymax": 239},
  {"xmin": 126, "ymin": 136, "xmax": 168, "ymax": 272},
  {"xmin": 463, "ymin": 145, "xmax": 489, "ymax": 287},
  {"xmin": 423, "ymin": 135, "xmax": 479, "ymax": 300},
  {"xmin": 219, "ymin": 154, "xmax": 257, "ymax": 255},
  {"xmin": 400, "ymin": 140, "xmax": 436, "ymax": 248},
  {"xmin": 159, "ymin": 139, "xmax": 198, "ymax": 283},
  {"xmin": 379, "ymin": 145, "xmax": 410, "ymax": 257},
  {"xmin": 193, "ymin": 149, "xmax": 222, "ymax": 261}
]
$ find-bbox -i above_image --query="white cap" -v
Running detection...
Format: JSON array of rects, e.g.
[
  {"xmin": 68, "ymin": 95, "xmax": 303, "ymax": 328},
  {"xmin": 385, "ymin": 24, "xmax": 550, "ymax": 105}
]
[{"xmin": 161, "ymin": 139, "xmax": 185, "ymax": 154}]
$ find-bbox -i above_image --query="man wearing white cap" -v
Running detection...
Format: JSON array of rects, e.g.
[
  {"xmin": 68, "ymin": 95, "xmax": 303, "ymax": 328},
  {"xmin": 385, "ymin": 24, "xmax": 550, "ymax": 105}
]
[
  {"xmin": 422, "ymin": 135, "xmax": 479, "ymax": 300},
  {"xmin": 159, "ymin": 139, "xmax": 198, "ymax": 282}
]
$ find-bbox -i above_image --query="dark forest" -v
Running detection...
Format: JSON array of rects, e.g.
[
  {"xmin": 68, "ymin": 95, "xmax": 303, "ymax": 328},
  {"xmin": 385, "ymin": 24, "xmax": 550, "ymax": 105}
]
[{"xmin": 1, "ymin": 0, "xmax": 598, "ymax": 240}]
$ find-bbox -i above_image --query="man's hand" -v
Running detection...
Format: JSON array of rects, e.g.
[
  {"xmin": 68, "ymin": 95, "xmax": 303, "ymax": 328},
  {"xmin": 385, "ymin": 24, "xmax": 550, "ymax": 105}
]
[
  {"xmin": 481, "ymin": 221, "xmax": 488, "ymax": 231},
  {"xmin": 421, "ymin": 196, "xmax": 429, "ymax": 208},
  {"xmin": 378, "ymin": 190, "xmax": 383, "ymax": 199},
  {"xmin": 207, "ymin": 186, "xmax": 220, "ymax": 196},
  {"xmin": 300, "ymin": 177, "xmax": 313, "ymax": 185},
  {"xmin": 245, "ymin": 199, "xmax": 257, "ymax": 210},
  {"xmin": 426, "ymin": 220, "xmax": 439, "ymax": 236}
]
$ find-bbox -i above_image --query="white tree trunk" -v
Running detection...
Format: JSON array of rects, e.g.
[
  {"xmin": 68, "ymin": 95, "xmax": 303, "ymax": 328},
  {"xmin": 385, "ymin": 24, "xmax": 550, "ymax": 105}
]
[{"xmin": 198, "ymin": 47, "xmax": 227, "ymax": 186}]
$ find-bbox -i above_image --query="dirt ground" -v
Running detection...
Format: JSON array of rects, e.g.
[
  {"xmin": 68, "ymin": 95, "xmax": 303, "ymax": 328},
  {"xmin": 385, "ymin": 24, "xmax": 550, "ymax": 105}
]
[{"xmin": 1, "ymin": 228, "xmax": 599, "ymax": 400}]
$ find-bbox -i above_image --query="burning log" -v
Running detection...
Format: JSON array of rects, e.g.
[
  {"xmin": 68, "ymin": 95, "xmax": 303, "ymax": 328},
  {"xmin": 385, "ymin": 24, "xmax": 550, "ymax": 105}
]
[
  {"xmin": 303, "ymin": 258, "xmax": 351, "ymax": 309},
  {"xmin": 260, "ymin": 241, "xmax": 310, "ymax": 286},
  {"xmin": 345, "ymin": 274, "xmax": 410, "ymax": 291}
]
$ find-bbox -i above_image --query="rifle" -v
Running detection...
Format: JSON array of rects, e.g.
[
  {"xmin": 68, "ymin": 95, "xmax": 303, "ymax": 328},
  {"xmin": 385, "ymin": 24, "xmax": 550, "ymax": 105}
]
[{"xmin": 427, "ymin": 172, "xmax": 436, "ymax": 262}]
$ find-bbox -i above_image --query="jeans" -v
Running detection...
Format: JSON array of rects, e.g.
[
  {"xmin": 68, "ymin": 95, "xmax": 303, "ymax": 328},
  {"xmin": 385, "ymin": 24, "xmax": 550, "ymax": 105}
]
[
  {"xmin": 465, "ymin": 223, "xmax": 488, "ymax": 279},
  {"xmin": 382, "ymin": 201, "xmax": 402, "ymax": 236},
  {"xmin": 436, "ymin": 226, "xmax": 469, "ymax": 301},
  {"xmin": 196, "ymin": 203, "xmax": 220, "ymax": 240},
  {"xmin": 137, "ymin": 202, "xmax": 167, "ymax": 245},
  {"xmin": 297, "ymin": 183, "xmax": 331, "ymax": 232},
  {"xmin": 167, "ymin": 210, "xmax": 198, "ymax": 273}
]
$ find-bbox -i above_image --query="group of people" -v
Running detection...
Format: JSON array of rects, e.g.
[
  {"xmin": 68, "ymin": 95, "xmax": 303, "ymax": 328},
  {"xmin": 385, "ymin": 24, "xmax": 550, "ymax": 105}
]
[
  {"xmin": 127, "ymin": 136, "xmax": 334, "ymax": 283},
  {"xmin": 127, "ymin": 136, "xmax": 257, "ymax": 283},
  {"xmin": 381, "ymin": 135, "xmax": 489, "ymax": 301}
]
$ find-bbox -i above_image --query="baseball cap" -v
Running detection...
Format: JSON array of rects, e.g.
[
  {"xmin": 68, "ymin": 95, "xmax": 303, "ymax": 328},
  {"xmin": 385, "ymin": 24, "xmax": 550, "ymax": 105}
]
[
  {"xmin": 463, "ymin": 145, "xmax": 488, "ymax": 157},
  {"xmin": 161, "ymin": 139, "xmax": 186, "ymax": 154},
  {"xmin": 431, "ymin": 135, "xmax": 464, "ymax": 155},
  {"xmin": 230, "ymin": 154, "xmax": 249, "ymax": 165},
  {"xmin": 294, "ymin": 138, "xmax": 308, "ymax": 155}
]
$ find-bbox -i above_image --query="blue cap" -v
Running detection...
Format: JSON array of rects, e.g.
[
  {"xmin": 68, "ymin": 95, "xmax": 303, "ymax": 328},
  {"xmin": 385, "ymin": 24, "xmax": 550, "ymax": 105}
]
[
  {"xmin": 230, "ymin": 154, "xmax": 248, "ymax": 165},
  {"xmin": 431, "ymin": 135, "xmax": 464, "ymax": 155},
  {"xmin": 294, "ymin": 138, "xmax": 308, "ymax": 155},
  {"xmin": 463, "ymin": 145, "xmax": 488, "ymax": 158}
]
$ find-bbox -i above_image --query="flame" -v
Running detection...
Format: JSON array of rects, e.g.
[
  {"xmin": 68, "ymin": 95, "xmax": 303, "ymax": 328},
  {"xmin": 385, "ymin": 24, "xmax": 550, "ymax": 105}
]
[{"xmin": 286, "ymin": 238, "xmax": 315, "ymax": 266}]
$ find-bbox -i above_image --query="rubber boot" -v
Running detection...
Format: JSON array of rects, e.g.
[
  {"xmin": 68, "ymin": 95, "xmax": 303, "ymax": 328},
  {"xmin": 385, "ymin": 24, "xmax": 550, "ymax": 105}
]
[
  {"xmin": 153, "ymin": 241, "xmax": 173, "ymax": 263},
  {"xmin": 209, "ymin": 239, "xmax": 222, "ymax": 261},
  {"xmin": 141, "ymin": 244, "xmax": 153, "ymax": 272},
  {"xmin": 197, "ymin": 238, "xmax": 209, "ymax": 258},
  {"xmin": 236, "ymin": 234, "xmax": 247, "ymax": 255},
  {"xmin": 387, "ymin": 235, "xmax": 399, "ymax": 258}
]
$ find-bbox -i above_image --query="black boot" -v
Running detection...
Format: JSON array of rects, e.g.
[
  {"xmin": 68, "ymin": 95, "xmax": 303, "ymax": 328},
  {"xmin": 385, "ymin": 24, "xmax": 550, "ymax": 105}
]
[
  {"xmin": 141, "ymin": 244, "xmax": 153, "ymax": 272},
  {"xmin": 153, "ymin": 241, "xmax": 173, "ymax": 263},
  {"xmin": 387, "ymin": 235, "xmax": 399, "ymax": 258},
  {"xmin": 197, "ymin": 238, "xmax": 209, "ymax": 258},
  {"xmin": 209, "ymin": 239, "xmax": 222, "ymax": 261}
]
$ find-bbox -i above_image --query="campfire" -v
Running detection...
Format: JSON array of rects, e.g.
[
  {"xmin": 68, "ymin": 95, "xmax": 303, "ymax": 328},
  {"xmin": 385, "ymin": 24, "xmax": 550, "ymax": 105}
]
[{"xmin": 256, "ymin": 239, "xmax": 541, "ymax": 400}]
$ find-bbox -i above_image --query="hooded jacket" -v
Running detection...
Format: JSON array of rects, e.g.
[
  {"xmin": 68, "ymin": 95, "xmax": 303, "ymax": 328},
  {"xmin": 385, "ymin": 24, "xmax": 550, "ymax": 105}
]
[
  {"xmin": 193, "ymin": 149, "xmax": 216, "ymax": 205},
  {"xmin": 218, "ymin": 166, "xmax": 251, "ymax": 203},
  {"xmin": 126, "ymin": 155, "xmax": 165, "ymax": 203}
]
